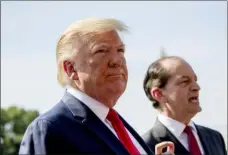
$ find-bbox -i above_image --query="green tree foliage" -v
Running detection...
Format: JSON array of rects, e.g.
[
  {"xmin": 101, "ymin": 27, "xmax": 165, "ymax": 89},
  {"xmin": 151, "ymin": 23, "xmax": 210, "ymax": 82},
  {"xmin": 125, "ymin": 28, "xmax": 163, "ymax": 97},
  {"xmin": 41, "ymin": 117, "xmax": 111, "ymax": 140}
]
[{"xmin": 0, "ymin": 106, "xmax": 39, "ymax": 155}]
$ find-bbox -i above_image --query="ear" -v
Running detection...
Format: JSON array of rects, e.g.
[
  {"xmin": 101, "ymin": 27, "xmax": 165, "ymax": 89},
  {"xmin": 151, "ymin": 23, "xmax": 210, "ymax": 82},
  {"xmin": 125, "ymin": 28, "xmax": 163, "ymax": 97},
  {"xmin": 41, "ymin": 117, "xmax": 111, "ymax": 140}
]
[
  {"xmin": 150, "ymin": 87, "xmax": 162, "ymax": 102},
  {"xmin": 63, "ymin": 60, "xmax": 78, "ymax": 80}
]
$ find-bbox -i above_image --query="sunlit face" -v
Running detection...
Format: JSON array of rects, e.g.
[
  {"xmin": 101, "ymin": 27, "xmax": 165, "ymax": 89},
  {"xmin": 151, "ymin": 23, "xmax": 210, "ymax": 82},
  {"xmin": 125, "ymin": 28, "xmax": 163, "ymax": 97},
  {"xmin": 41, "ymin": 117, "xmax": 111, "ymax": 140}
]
[
  {"xmin": 161, "ymin": 59, "xmax": 202, "ymax": 117},
  {"xmin": 74, "ymin": 30, "xmax": 128, "ymax": 108}
]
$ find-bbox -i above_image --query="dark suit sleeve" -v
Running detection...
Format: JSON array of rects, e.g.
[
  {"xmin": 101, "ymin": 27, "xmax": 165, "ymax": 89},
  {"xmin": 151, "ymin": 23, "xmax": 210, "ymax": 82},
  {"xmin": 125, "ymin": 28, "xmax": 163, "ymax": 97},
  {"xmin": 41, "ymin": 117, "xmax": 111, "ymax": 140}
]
[
  {"xmin": 205, "ymin": 127, "xmax": 227, "ymax": 155},
  {"xmin": 19, "ymin": 119, "xmax": 52, "ymax": 155},
  {"xmin": 217, "ymin": 131, "xmax": 227, "ymax": 155}
]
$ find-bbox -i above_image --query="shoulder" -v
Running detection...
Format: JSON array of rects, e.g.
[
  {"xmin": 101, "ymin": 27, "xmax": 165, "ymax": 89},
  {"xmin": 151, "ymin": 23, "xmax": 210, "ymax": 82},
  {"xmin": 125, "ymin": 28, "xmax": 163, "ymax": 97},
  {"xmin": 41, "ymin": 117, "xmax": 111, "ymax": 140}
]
[
  {"xmin": 39, "ymin": 101, "xmax": 71, "ymax": 123},
  {"xmin": 195, "ymin": 124, "xmax": 226, "ymax": 145},
  {"xmin": 142, "ymin": 128, "xmax": 153, "ymax": 142},
  {"xmin": 142, "ymin": 127, "xmax": 161, "ymax": 146},
  {"xmin": 196, "ymin": 124, "xmax": 227, "ymax": 153},
  {"xmin": 26, "ymin": 100, "xmax": 75, "ymax": 134},
  {"xmin": 142, "ymin": 119, "xmax": 167, "ymax": 141},
  {"xmin": 196, "ymin": 124, "xmax": 223, "ymax": 137}
]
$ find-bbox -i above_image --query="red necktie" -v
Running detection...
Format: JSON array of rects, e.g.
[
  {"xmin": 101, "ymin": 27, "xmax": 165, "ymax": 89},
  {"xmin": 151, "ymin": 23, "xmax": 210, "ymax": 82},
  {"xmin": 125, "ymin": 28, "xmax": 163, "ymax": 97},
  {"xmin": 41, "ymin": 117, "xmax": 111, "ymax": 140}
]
[
  {"xmin": 184, "ymin": 126, "xmax": 202, "ymax": 155},
  {"xmin": 106, "ymin": 109, "xmax": 140, "ymax": 155}
]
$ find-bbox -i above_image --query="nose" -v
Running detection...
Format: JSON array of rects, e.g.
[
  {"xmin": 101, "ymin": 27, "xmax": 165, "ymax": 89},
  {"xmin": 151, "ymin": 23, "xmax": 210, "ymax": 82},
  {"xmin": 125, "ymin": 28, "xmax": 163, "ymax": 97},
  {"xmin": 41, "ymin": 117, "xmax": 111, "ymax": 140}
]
[
  {"xmin": 191, "ymin": 82, "xmax": 201, "ymax": 92},
  {"xmin": 108, "ymin": 57, "xmax": 122, "ymax": 67},
  {"xmin": 108, "ymin": 54, "xmax": 125, "ymax": 68}
]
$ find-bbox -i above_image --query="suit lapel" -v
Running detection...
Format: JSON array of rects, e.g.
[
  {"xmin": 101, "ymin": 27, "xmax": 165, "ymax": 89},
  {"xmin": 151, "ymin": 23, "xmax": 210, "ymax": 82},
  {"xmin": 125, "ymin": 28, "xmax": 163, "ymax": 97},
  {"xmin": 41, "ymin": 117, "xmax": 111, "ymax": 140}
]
[
  {"xmin": 62, "ymin": 91, "xmax": 129, "ymax": 154},
  {"xmin": 119, "ymin": 115, "xmax": 154, "ymax": 155},
  {"xmin": 83, "ymin": 112, "xmax": 129, "ymax": 154},
  {"xmin": 154, "ymin": 119, "xmax": 190, "ymax": 155}
]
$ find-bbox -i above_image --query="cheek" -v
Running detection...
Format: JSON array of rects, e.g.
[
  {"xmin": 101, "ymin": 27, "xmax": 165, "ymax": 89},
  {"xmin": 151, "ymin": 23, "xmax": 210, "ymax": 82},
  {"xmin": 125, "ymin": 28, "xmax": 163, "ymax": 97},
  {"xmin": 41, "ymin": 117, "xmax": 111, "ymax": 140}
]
[
  {"xmin": 123, "ymin": 65, "xmax": 128, "ymax": 80},
  {"xmin": 121, "ymin": 57, "xmax": 128, "ymax": 80},
  {"xmin": 88, "ymin": 56, "xmax": 105, "ymax": 70},
  {"xmin": 168, "ymin": 92, "xmax": 177, "ymax": 102},
  {"xmin": 89, "ymin": 59, "xmax": 108, "ymax": 82},
  {"xmin": 166, "ymin": 88, "xmax": 182, "ymax": 102},
  {"xmin": 175, "ymin": 89, "xmax": 189, "ymax": 103}
]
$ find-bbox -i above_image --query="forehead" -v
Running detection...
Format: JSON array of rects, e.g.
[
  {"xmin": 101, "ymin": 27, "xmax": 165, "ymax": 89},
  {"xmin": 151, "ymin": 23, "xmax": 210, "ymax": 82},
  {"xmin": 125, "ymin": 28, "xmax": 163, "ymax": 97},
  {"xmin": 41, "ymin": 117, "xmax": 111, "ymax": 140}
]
[
  {"xmin": 162, "ymin": 58, "xmax": 197, "ymax": 80},
  {"xmin": 90, "ymin": 30, "xmax": 123, "ymax": 46}
]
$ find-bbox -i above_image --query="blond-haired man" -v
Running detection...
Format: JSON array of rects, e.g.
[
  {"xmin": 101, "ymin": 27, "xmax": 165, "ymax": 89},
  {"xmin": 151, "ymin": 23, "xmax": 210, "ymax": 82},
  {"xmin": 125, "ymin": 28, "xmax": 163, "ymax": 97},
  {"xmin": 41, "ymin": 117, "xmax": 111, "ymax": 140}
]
[{"xmin": 19, "ymin": 18, "xmax": 174, "ymax": 155}]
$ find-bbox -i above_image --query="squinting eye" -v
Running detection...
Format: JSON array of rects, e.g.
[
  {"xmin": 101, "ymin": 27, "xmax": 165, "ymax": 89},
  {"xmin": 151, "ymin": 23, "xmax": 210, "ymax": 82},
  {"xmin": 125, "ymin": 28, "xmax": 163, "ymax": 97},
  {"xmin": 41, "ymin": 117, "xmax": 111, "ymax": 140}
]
[
  {"xmin": 118, "ymin": 48, "xmax": 125, "ymax": 53},
  {"xmin": 96, "ymin": 49, "xmax": 107, "ymax": 53}
]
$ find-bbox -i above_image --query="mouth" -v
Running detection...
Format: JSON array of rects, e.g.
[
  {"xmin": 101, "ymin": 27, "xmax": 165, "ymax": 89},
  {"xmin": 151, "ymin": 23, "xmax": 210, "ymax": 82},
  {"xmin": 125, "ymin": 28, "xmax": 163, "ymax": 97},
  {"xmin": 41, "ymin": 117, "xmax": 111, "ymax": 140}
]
[
  {"xmin": 188, "ymin": 96, "xmax": 199, "ymax": 104},
  {"xmin": 107, "ymin": 74, "xmax": 123, "ymax": 77},
  {"xmin": 106, "ymin": 74, "xmax": 124, "ymax": 80}
]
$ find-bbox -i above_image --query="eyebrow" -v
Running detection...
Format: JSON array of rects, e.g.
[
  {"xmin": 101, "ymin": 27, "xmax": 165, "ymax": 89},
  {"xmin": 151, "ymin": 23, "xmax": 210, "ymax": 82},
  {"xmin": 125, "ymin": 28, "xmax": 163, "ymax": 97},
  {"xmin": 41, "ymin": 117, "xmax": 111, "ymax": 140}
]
[
  {"xmin": 179, "ymin": 75, "xmax": 198, "ymax": 81},
  {"xmin": 94, "ymin": 42, "xmax": 125, "ymax": 48},
  {"xmin": 118, "ymin": 44, "xmax": 125, "ymax": 48}
]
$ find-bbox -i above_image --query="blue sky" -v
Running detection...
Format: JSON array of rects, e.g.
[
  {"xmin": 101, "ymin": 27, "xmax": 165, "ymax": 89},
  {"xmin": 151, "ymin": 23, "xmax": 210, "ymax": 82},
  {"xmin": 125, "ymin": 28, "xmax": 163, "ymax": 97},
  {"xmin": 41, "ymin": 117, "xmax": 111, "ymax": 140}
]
[{"xmin": 1, "ymin": 1, "xmax": 227, "ymax": 144}]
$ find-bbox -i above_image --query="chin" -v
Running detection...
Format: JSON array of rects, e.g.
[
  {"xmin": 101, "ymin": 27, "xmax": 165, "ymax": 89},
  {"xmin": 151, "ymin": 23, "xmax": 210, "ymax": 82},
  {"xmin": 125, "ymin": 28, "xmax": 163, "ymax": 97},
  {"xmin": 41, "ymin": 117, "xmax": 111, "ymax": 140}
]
[
  {"xmin": 188, "ymin": 106, "xmax": 202, "ymax": 115},
  {"xmin": 106, "ymin": 102, "xmax": 117, "ymax": 108},
  {"xmin": 193, "ymin": 107, "xmax": 202, "ymax": 115},
  {"xmin": 105, "ymin": 86, "xmax": 125, "ymax": 98},
  {"xmin": 197, "ymin": 106, "xmax": 202, "ymax": 112},
  {"xmin": 108, "ymin": 82, "xmax": 126, "ymax": 92},
  {"xmin": 112, "ymin": 88, "xmax": 125, "ymax": 98}
]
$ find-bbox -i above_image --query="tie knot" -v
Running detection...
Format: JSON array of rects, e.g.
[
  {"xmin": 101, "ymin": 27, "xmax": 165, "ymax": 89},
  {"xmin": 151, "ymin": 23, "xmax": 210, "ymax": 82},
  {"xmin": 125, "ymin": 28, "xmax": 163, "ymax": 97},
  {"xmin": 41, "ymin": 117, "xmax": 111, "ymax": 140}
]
[
  {"xmin": 107, "ymin": 109, "xmax": 119, "ymax": 122},
  {"xmin": 184, "ymin": 126, "xmax": 192, "ymax": 134}
]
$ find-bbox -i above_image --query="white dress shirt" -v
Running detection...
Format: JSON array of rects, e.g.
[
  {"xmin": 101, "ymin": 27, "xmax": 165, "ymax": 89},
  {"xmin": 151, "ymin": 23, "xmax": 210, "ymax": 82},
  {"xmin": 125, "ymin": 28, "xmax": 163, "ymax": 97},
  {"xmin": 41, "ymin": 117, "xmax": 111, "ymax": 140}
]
[
  {"xmin": 66, "ymin": 85, "xmax": 146, "ymax": 154},
  {"xmin": 158, "ymin": 114, "xmax": 205, "ymax": 154}
]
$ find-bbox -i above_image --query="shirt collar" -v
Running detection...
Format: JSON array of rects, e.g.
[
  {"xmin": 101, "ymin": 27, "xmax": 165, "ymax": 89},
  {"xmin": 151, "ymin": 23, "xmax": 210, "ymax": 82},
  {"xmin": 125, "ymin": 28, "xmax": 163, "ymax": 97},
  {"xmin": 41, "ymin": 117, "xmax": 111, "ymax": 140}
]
[
  {"xmin": 65, "ymin": 85, "xmax": 109, "ymax": 122},
  {"xmin": 158, "ymin": 114, "xmax": 197, "ymax": 138}
]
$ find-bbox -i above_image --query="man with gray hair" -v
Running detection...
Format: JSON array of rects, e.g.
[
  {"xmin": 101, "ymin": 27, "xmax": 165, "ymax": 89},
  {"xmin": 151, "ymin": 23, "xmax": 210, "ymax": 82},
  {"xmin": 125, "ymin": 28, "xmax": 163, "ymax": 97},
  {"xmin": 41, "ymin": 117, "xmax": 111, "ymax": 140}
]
[{"xmin": 19, "ymin": 18, "xmax": 174, "ymax": 155}]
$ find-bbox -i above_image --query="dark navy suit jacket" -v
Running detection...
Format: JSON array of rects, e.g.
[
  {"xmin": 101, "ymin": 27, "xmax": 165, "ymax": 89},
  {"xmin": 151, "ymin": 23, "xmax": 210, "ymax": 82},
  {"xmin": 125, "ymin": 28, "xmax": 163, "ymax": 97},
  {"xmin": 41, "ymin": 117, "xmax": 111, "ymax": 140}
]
[
  {"xmin": 143, "ymin": 119, "xmax": 227, "ymax": 155},
  {"xmin": 19, "ymin": 91, "xmax": 153, "ymax": 154}
]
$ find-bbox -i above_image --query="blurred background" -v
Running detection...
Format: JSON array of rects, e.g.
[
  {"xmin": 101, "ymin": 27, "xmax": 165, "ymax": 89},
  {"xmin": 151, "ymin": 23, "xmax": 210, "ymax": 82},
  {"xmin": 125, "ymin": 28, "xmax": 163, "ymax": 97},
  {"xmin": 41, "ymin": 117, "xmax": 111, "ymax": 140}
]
[{"xmin": 1, "ymin": 1, "xmax": 227, "ymax": 155}]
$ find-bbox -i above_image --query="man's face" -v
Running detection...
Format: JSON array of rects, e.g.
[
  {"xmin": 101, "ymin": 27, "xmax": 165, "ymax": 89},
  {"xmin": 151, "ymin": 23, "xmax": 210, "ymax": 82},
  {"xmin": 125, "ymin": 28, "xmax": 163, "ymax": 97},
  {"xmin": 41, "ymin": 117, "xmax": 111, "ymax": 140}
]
[
  {"xmin": 74, "ymin": 30, "xmax": 128, "ymax": 107},
  {"xmin": 161, "ymin": 59, "xmax": 202, "ymax": 117}
]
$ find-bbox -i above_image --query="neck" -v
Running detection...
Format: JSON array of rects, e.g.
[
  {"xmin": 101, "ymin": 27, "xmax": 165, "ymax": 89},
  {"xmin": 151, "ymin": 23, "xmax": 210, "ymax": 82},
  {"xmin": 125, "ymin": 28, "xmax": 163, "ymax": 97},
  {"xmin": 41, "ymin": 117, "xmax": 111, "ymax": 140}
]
[
  {"xmin": 94, "ymin": 97, "xmax": 117, "ymax": 108},
  {"xmin": 160, "ymin": 110, "xmax": 195, "ymax": 125},
  {"xmin": 75, "ymin": 85, "xmax": 118, "ymax": 108}
]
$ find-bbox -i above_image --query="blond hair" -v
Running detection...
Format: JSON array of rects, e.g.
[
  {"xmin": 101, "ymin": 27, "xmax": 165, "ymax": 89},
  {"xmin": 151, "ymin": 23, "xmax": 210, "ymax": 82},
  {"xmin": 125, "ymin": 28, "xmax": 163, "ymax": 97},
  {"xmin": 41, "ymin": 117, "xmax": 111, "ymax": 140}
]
[{"xmin": 56, "ymin": 18, "xmax": 128, "ymax": 87}]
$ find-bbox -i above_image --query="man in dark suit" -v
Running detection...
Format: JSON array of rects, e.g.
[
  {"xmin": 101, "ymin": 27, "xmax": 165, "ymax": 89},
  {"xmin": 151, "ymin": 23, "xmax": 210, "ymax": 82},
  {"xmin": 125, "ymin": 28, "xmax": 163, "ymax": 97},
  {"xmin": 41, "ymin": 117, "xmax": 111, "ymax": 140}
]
[
  {"xmin": 142, "ymin": 56, "xmax": 227, "ymax": 155},
  {"xmin": 19, "ymin": 18, "xmax": 174, "ymax": 155}
]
